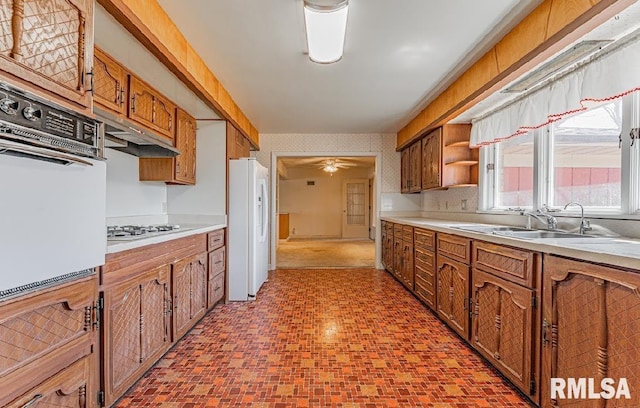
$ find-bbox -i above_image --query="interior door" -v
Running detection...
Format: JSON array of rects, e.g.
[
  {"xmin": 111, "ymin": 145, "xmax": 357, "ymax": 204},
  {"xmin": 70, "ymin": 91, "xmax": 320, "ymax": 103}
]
[{"xmin": 342, "ymin": 179, "xmax": 370, "ymax": 238}]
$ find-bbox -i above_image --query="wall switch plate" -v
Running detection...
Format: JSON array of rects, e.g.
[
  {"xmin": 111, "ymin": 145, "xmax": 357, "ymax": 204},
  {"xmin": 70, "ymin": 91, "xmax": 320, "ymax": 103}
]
[{"xmin": 461, "ymin": 199, "xmax": 468, "ymax": 210}]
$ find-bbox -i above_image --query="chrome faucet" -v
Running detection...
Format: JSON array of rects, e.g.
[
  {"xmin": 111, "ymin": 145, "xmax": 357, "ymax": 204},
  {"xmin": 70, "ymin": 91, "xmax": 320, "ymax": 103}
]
[
  {"xmin": 563, "ymin": 202, "xmax": 592, "ymax": 234},
  {"xmin": 522, "ymin": 209, "xmax": 558, "ymax": 230}
]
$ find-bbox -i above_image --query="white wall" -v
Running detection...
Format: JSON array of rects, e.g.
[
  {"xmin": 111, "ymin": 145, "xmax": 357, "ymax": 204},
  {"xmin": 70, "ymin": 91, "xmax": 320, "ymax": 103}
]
[
  {"xmin": 167, "ymin": 121, "xmax": 227, "ymax": 216},
  {"xmin": 253, "ymin": 133, "xmax": 422, "ymax": 213},
  {"xmin": 280, "ymin": 167, "xmax": 372, "ymax": 238},
  {"xmin": 422, "ymin": 186, "xmax": 479, "ymax": 213},
  {"xmin": 105, "ymin": 148, "xmax": 167, "ymax": 218}
]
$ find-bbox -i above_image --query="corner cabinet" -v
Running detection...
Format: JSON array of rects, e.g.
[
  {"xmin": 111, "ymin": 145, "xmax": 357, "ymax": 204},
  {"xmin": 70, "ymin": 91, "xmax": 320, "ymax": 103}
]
[
  {"xmin": 0, "ymin": 0, "xmax": 94, "ymax": 110},
  {"xmin": 173, "ymin": 252, "xmax": 207, "ymax": 340},
  {"xmin": 128, "ymin": 74, "xmax": 176, "ymax": 144},
  {"xmin": 541, "ymin": 255, "xmax": 640, "ymax": 407},
  {"xmin": 139, "ymin": 108, "xmax": 197, "ymax": 185},
  {"xmin": 93, "ymin": 47, "xmax": 127, "ymax": 115}
]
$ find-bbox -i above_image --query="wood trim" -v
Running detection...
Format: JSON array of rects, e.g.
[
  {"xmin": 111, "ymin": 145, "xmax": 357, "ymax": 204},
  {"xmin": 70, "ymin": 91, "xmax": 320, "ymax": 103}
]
[
  {"xmin": 96, "ymin": 0, "xmax": 259, "ymax": 149},
  {"xmin": 396, "ymin": 0, "xmax": 634, "ymax": 149}
]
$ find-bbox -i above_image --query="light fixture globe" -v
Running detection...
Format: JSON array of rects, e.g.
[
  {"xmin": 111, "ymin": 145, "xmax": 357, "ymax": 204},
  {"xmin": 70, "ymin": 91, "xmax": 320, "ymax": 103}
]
[{"xmin": 303, "ymin": 0, "xmax": 349, "ymax": 64}]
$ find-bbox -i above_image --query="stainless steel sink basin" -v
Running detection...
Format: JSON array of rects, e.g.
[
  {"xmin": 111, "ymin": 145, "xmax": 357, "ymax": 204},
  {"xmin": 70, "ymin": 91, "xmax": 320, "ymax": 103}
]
[
  {"xmin": 450, "ymin": 224, "xmax": 593, "ymax": 239},
  {"xmin": 492, "ymin": 230, "xmax": 593, "ymax": 239}
]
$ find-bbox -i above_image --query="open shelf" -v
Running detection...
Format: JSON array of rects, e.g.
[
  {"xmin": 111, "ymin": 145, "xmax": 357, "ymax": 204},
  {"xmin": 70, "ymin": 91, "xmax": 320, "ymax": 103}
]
[
  {"xmin": 445, "ymin": 140, "xmax": 471, "ymax": 148},
  {"xmin": 445, "ymin": 160, "xmax": 479, "ymax": 166}
]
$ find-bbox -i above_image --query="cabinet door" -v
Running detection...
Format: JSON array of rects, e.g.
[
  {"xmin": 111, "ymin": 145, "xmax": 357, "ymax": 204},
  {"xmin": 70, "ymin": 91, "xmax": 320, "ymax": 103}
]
[
  {"xmin": 422, "ymin": 129, "xmax": 442, "ymax": 190},
  {"xmin": 472, "ymin": 269, "xmax": 536, "ymax": 398},
  {"xmin": 409, "ymin": 141, "xmax": 422, "ymax": 192},
  {"xmin": 393, "ymin": 237, "xmax": 403, "ymax": 279},
  {"xmin": 190, "ymin": 252, "xmax": 208, "ymax": 321},
  {"xmin": 172, "ymin": 257, "xmax": 192, "ymax": 339},
  {"xmin": 401, "ymin": 148, "xmax": 410, "ymax": 193},
  {"xmin": 6, "ymin": 356, "xmax": 92, "ymax": 408},
  {"xmin": 103, "ymin": 279, "xmax": 141, "ymax": 405},
  {"xmin": 402, "ymin": 240, "xmax": 414, "ymax": 290},
  {"xmin": 140, "ymin": 266, "xmax": 171, "ymax": 364},
  {"xmin": 541, "ymin": 256, "xmax": 640, "ymax": 407},
  {"xmin": 174, "ymin": 109, "xmax": 197, "ymax": 184},
  {"xmin": 129, "ymin": 75, "xmax": 175, "ymax": 143},
  {"xmin": 153, "ymin": 92, "xmax": 176, "ymax": 141},
  {"xmin": 93, "ymin": 47, "xmax": 127, "ymax": 115},
  {"xmin": 437, "ymin": 255, "xmax": 470, "ymax": 339},
  {"xmin": 0, "ymin": 0, "xmax": 93, "ymax": 109}
]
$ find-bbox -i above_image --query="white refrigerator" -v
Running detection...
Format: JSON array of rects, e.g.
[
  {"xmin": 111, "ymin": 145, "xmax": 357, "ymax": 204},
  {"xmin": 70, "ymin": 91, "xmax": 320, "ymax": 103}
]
[{"xmin": 228, "ymin": 158, "xmax": 269, "ymax": 301}]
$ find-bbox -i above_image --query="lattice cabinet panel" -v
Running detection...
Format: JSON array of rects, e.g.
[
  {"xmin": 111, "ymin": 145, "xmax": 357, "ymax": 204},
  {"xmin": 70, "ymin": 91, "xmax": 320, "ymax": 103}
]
[
  {"xmin": 0, "ymin": 0, "xmax": 93, "ymax": 109},
  {"xmin": 93, "ymin": 46, "xmax": 126, "ymax": 115},
  {"xmin": 542, "ymin": 255, "xmax": 640, "ymax": 407},
  {"xmin": 436, "ymin": 255, "xmax": 470, "ymax": 339}
]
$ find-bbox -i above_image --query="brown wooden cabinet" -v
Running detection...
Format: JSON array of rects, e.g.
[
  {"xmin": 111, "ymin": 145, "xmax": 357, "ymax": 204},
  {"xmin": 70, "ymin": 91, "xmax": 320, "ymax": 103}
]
[
  {"xmin": 400, "ymin": 140, "xmax": 421, "ymax": 193},
  {"xmin": 393, "ymin": 224, "xmax": 404, "ymax": 280},
  {"xmin": 0, "ymin": 0, "xmax": 94, "ymax": 110},
  {"xmin": 207, "ymin": 229, "xmax": 226, "ymax": 309},
  {"xmin": 129, "ymin": 74, "xmax": 176, "ymax": 144},
  {"xmin": 93, "ymin": 47, "xmax": 127, "ymax": 115},
  {"xmin": 436, "ymin": 233, "xmax": 471, "ymax": 339},
  {"xmin": 541, "ymin": 255, "xmax": 640, "ymax": 407},
  {"xmin": 381, "ymin": 221, "xmax": 394, "ymax": 272},
  {"xmin": 0, "ymin": 275, "xmax": 98, "ymax": 408},
  {"xmin": 421, "ymin": 124, "xmax": 478, "ymax": 190},
  {"xmin": 414, "ymin": 228, "xmax": 436, "ymax": 310},
  {"xmin": 227, "ymin": 122, "xmax": 250, "ymax": 159},
  {"xmin": 102, "ymin": 265, "xmax": 171, "ymax": 407},
  {"xmin": 139, "ymin": 108, "xmax": 197, "ymax": 185},
  {"xmin": 401, "ymin": 225, "xmax": 415, "ymax": 290},
  {"xmin": 470, "ymin": 240, "xmax": 541, "ymax": 402},
  {"xmin": 472, "ymin": 269, "xmax": 536, "ymax": 398},
  {"xmin": 173, "ymin": 252, "xmax": 207, "ymax": 339}
]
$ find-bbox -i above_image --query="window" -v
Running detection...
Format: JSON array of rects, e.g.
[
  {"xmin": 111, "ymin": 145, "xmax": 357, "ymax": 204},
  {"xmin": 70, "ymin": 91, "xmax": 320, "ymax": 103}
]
[{"xmin": 481, "ymin": 94, "xmax": 638, "ymax": 215}]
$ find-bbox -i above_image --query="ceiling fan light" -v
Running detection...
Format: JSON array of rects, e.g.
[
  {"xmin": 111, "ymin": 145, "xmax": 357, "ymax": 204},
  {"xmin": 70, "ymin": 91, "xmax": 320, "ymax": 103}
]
[{"xmin": 304, "ymin": 1, "xmax": 349, "ymax": 64}]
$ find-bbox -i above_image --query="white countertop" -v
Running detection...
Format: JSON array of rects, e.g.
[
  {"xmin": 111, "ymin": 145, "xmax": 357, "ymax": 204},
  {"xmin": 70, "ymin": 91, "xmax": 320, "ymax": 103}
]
[
  {"xmin": 381, "ymin": 216, "xmax": 640, "ymax": 271},
  {"xmin": 106, "ymin": 223, "xmax": 226, "ymax": 254}
]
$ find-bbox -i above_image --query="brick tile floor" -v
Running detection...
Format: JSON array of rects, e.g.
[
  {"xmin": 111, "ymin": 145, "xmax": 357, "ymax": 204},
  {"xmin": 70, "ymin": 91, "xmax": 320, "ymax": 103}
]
[{"xmin": 115, "ymin": 269, "xmax": 533, "ymax": 407}]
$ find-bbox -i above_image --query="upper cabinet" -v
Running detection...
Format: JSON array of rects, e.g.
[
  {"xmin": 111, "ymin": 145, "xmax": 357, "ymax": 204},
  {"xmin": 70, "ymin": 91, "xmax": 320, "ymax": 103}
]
[
  {"xmin": 139, "ymin": 108, "xmax": 196, "ymax": 185},
  {"xmin": 0, "ymin": 0, "xmax": 94, "ymax": 110},
  {"xmin": 401, "ymin": 124, "xmax": 477, "ymax": 193},
  {"xmin": 93, "ymin": 47, "xmax": 127, "ymax": 115},
  {"xmin": 128, "ymin": 75, "xmax": 176, "ymax": 144}
]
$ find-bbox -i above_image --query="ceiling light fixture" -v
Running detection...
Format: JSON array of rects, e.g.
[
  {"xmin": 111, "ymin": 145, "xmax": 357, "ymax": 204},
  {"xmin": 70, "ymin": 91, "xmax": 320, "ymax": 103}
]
[
  {"xmin": 322, "ymin": 160, "xmax": 339, "ymax": 174},
  {"xmin": 303, "ymin": 0, "xmax": 349, "ymax": 64}
]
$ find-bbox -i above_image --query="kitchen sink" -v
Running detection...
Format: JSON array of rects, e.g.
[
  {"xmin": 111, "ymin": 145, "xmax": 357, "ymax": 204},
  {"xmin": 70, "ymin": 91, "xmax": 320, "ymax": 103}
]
[
  {"xmin": 492, "ymin": 230, "xmax": 593, "ymax": 239},
  {"xmin": 450, "ymin": 225, "xmax": 593, "ymax": 240}
]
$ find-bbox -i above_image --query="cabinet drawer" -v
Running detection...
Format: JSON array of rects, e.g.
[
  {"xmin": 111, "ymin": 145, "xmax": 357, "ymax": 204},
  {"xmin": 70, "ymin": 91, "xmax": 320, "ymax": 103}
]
[
  {"xmin": 414, "ymin": 228, "xmax": 435, "ymax": 251},
  {"xmin": 472, "ymin": 241, "xmax": 538, "ymax": 288},
  {"xmin": 414, "ymin": 266, "xmax": 435, "ymax": 309},
  {"xmin": 208, "ymin": 229, "xmax": 225, "ymax": 251},
  {"xmin": 393, "ymin": 224, "xmax": 403, "ymax": 236},
  {"xmin": 209, "ymin": 246, "xmax": 226, "ymax": 276},
  {"xmin": 208, "ymin": 273, "xmax": 225, "ymax": 307},
  {"xmin": 402, "ymin": 225, "xmax": 414, "ymax": 242},
  {"xmin": 415, "ymin": 249, "xmax": 435, "ymax": 269},
  {"xmin": 0, "ymin": 276, "xmax": 97, "ymax": 407},
  {"xmin": 437, "ymin": 233, "xmax": 471, "ymax": 264},
  {"xmin": 6, "ymin": 355, "xmax": 92, "ymax": 408}
]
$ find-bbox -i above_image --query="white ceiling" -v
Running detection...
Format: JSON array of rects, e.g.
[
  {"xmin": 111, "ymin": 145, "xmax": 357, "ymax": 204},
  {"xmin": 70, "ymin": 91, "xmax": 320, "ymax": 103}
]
[
  {"xmin": 280, "ymin": 156, "xmax": 375, "ymax": 169},
  {"xmin": 156, "ymin": 0, "xmax": 541, "ymax": 134}
]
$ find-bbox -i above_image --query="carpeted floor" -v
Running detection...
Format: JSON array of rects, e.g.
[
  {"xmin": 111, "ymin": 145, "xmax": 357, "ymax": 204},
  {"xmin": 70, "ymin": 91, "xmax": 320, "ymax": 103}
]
[
  {"xmin": 115, "ymin": 269, "xmax": 531, "ymax": 407},
  {"xmin": 277, "ymin": 238, "xmax": 375, "ymax": 268}
]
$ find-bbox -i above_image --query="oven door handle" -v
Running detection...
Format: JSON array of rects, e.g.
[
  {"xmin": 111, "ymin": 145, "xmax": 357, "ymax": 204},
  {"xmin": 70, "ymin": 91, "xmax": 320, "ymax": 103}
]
[{"xmin": 0, "ymin": 140, "xmax": 93, "ymax": 166}]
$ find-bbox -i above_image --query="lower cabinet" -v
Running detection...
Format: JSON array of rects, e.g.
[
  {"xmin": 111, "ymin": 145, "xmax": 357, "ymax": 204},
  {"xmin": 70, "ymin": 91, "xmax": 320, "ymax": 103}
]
[
  {"xmin": 401, "ymin": 226, "xmax": 415, "ymax": 290},
  {"xmin": 102, "ymin": 265, "xmax": 171, "ymax": 407},
  {"xmin": 541, "ymin": 255, "xmax": 640, "ymax": 407},
  {"xmin": 471, "ymin": 269, "xmax": 536, "ymax": 397},
  {"xmin": 393, "ymin": 231, "xmax": 403, "ymax": 280},
  {"xmin": 208, "ymin": 246, "xmax": 226, "ymax": 308},
  {"xmin": 173, "ymin": 252, "xmax": 208, "ymax": 339},
  {"xmin": 414, "ymin": 228, "xmax": 436, "ymax": 310},
  {"xmin": 436, "ymin": 255, "xmax": 470, "ymax": 339},
  {"xmin": 0, "ymin": 274, "xmax": 98, "ymax": 408},
  {"xmin": 6, "ymin": 356, "xmax": 93, "ymax": 408}
]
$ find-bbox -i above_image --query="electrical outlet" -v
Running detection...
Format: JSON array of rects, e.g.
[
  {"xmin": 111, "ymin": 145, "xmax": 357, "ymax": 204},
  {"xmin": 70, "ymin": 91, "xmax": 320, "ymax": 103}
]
[
  {"xmin": 292, "ymin": 228, "xmax": 296, "ymax": 235},
  {"xmin": 461, "ymin": 199, "xmax": 468, "ymax": 211}
]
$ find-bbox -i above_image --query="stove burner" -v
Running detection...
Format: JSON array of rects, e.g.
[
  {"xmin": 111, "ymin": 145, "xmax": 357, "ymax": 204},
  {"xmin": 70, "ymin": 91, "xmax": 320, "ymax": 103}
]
[{"xmin": 107, "ymin": 224, "xmax": 182, "ymax": 241}]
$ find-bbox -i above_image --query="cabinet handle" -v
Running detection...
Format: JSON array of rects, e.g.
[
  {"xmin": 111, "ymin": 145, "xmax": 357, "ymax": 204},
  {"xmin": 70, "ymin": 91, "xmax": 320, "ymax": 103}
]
[
  {"xmin": 131, "ymin": 93, "xmax": 137, "ymax": 113},
  {"xmin": 120, "ymin": 87, "xmax": 125, "ymax": 107},
  {"xmin": 542, "ymin": 319, "xmax": 549, "ymax": 346},
  {"xmin": 21, "ymin": 394, "xmax": 43, "ymax": 408},
  {"xmin": 86, "ymin": 69, "xmax": 94, "ymax": 95},
  {"xmin": 463, "ymin": 296, "xmax": 468, "ymax": 310}
]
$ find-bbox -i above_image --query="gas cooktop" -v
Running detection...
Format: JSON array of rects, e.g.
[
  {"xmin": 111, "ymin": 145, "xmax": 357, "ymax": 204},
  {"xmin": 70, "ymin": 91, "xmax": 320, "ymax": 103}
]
[{"xmin": 107, "ymin": 225, "xmax": 187, "ymax": 241}]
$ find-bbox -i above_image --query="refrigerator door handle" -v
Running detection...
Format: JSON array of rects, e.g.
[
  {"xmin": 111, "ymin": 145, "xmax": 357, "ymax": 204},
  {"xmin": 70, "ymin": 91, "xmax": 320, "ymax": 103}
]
[{"xmin": 259, "ymin": 179, "xmax": 268, "ymax": 242}]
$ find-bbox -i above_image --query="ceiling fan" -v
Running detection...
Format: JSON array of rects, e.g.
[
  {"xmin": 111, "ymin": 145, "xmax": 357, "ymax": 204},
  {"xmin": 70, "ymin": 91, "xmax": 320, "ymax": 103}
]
[{"xmin": 317, "ymin": 158, "xmax": 357, "ymax": 174}]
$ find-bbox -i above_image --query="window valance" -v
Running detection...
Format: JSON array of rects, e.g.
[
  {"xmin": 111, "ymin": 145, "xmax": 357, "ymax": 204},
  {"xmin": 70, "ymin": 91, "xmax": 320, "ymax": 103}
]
[{"xmin": 470, "ymin": 35, "xmax": 640, "ymax": 147}]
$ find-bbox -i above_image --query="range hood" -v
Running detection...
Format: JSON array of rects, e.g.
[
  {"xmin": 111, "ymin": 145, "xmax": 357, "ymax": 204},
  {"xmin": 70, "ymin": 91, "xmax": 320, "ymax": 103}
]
[{"xmin": 95, "ymin": 106, "xmax": 180, "ymax": 157}]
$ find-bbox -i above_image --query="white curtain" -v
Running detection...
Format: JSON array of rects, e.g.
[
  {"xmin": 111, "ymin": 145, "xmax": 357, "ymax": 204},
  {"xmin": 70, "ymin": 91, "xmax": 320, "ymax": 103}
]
[{"xmin": 471, "ymin": 37, "xmax": 640, "ymax": 147}]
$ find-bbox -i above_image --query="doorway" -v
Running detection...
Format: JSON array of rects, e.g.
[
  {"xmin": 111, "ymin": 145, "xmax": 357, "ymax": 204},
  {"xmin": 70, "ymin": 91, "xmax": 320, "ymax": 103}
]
[{"xmin": 274, "ymin": 155, "xmax": 377, "ymax": 269}]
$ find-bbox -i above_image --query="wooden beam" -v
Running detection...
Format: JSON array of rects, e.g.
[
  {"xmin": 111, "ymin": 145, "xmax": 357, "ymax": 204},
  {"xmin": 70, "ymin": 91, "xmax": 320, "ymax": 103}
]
[
  {"xmin": 97, "ymin": 0, "xmax": 260, "ymax": 149},
  {"xmin": 396, "ymin": 0, "xmax": 634, "ymax": 150}
]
